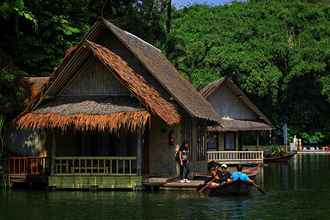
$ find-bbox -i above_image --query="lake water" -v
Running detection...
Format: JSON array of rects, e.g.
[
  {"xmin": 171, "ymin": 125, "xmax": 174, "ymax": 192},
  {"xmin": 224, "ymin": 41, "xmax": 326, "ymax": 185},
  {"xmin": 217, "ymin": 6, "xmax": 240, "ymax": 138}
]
[{"xmin": 0, "ymin": 154, "xmax": 329, "ymax": 220}]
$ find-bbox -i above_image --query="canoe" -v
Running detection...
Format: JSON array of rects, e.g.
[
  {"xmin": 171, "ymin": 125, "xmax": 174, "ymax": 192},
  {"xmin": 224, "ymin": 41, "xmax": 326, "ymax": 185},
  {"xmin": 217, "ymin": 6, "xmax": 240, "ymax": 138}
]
[
  {"xmin": 264, "ymin": 152, "xmax": 296, "ymax": 163},
  {"xmin": 207, "ymin": 180, "xmax": 253, "ymax": 196}
]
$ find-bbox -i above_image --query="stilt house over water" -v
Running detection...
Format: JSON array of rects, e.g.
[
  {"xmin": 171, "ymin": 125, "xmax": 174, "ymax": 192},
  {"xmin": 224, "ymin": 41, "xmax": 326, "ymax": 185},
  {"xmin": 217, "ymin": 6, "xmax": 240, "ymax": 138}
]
[
  {"xmin": 9, "ymin": 18, "xmax": 219, "ymax": 189},
  {"xmin": 201, "ymin": 78, "xmax": 273, "ymax": 164}
]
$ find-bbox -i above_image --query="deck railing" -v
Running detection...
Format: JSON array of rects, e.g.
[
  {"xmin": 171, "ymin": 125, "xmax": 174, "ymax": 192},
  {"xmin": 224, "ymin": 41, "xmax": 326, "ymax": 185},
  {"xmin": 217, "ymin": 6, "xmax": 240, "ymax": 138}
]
[
  {"xmin": 207, "ymin": 151, "xmax": 264, "ymax": 163},
  {"xmin": 54, "ymin": 156, "xmax": 137, "ymax": 176},
  {"xmin": 8, "ymin": 156, "xmax": 48, "ymax": 176}
]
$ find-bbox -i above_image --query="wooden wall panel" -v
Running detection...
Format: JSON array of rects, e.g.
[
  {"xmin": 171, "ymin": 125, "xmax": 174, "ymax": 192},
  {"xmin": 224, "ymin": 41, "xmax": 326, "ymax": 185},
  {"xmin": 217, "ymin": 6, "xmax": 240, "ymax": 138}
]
[{"xmin": 207, "ymin": 85, "xmax": 258, "ymax": 120}]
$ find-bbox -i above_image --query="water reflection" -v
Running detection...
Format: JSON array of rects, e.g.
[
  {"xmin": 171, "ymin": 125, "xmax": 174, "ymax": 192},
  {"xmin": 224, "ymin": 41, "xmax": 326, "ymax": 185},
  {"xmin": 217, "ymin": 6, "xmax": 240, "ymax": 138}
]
[{"xmin": 1, "ymin": 154, "xmax": 330, "ymax": 220}]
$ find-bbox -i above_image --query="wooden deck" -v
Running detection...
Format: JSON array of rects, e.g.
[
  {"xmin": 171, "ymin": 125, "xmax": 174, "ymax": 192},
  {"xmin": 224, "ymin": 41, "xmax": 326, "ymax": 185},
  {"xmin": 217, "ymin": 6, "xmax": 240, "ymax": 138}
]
[
  {"xmin": 7, "ymin": 156, "xmax": 141, "ymax": 190},
  {"xmin": 143, "ymin": 177, "xmax": 204, "ymax": 191}
]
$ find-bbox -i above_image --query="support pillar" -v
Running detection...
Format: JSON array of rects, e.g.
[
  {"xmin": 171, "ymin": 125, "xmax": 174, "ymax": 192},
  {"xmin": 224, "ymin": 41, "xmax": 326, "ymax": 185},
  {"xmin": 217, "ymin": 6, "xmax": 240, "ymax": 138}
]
[
  {"xmin": 50, "ymin": 131, "xmax": 56, "ymax": 175},
  {"xmin": 256, "ymin": 132, "xmax": 260, "ymax": 150},
  {"xmin": 235, "ymin": 132, "xmax": 239, "ymax": 151},
  {"xmin": 136, "ymin": 128, "xmax": 143, "ymax": 176}
]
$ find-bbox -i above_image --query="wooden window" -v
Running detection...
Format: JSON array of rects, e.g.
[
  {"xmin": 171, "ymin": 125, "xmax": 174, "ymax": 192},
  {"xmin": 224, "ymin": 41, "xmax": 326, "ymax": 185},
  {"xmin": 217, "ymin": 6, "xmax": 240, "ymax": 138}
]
[
  {"xmin": 207, "ymin": 132, "xmax": 218, "ymax": 150},
  {"xmin": 224, "ymin": 132, "xmax": 236, "ymax": 150}
]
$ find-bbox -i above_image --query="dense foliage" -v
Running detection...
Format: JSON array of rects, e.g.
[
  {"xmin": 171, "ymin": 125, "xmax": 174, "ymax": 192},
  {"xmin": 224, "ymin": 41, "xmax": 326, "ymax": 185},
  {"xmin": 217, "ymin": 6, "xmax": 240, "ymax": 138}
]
[
  {"xmin": 0, "ymin": 0, "xmax": 170, "ymax": 115},
  {"xmin": 167, "ymin": 0, "xmax": 330, "ymax": 143},
  {"xmin": 1, "ymin": 0, "xmax": 330, "ymax": 144}
]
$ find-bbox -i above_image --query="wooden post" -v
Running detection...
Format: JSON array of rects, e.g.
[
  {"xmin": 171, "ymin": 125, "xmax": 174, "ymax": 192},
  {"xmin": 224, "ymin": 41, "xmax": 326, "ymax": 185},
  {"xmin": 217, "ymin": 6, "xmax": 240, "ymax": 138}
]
[
  {"xmin": 235, "ymin": 132, "xmax": 239, "ymax": 151},
  {"xmin": 50, "ymin": 131, "xmax": 56, "ymax": 175},
  {"xmin": 256, "ymin": 132, "xmax": 260, "ymax": 150},
  {"xmin": 136, "ymin": 128, "xmax": 143, "ymax": 176}
]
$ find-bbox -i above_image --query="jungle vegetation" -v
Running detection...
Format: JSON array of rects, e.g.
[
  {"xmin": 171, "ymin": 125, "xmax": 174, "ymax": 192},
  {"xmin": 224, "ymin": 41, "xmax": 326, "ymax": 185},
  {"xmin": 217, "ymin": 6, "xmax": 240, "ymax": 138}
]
[{"xmin": 1, "ymin": 0, "xmax": 330, "ymax": 145}]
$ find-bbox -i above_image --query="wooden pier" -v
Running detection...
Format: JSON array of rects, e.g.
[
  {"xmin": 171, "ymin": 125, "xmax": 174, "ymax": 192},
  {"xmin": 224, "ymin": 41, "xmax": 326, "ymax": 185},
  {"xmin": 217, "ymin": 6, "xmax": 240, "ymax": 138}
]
[{"xmin": 143, "ymin": 177, "xmax": 204, "ymax": 191}]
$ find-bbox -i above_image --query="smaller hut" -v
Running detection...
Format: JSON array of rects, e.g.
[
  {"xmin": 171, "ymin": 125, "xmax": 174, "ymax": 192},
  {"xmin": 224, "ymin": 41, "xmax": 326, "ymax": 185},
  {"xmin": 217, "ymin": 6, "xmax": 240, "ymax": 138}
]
[{"xmin": 201, "ymin": 78, "xmax": 273, "ymax": 153}]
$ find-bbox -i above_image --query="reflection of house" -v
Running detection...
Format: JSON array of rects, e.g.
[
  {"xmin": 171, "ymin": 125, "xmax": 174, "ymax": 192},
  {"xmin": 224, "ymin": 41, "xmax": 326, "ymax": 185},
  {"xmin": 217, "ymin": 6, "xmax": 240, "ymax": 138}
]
[
  {"xmin": 201, "ymin": 78, "xmax": 273, "ymax": 152},
  {"xmin": 9, "ymin": 18, "xmax": 218, "ymax": 189}
]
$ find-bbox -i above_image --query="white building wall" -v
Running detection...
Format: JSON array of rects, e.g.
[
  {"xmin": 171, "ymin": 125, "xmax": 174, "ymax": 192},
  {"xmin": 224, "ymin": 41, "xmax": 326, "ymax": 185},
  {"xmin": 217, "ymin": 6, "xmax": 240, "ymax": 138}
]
[{"xmin": 207, "ymin": 85, "xmax": 258, "ymax": 120}]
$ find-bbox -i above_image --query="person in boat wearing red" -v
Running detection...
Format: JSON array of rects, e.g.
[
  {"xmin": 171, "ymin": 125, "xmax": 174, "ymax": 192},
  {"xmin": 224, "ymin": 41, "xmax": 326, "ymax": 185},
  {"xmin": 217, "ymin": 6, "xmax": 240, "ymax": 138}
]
[
  {"xmin": 208, "ymin": 164, "xmax": 232, "ymax": 188},
  {"xmin": 179, "ymin": 141, "xmax": 190, "ymax": 183}
]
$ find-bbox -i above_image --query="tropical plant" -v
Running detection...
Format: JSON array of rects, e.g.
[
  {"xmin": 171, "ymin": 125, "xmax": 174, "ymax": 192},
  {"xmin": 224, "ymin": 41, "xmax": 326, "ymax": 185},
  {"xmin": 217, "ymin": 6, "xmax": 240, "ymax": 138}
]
[{"xmin": 271, "ymin": 145, "xmax": 286, "ymax": 156}]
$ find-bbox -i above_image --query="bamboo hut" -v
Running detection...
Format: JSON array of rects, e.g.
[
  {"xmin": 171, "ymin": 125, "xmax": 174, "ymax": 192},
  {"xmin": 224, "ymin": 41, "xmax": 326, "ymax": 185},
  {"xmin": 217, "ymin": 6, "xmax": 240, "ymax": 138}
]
[
  {"xmin": 201, "ymin": 78, "xmax": 273, "ymax": 154},
  {"xmin": 9, "ymin": 18, "xmax": 218, "ymax": 189}
]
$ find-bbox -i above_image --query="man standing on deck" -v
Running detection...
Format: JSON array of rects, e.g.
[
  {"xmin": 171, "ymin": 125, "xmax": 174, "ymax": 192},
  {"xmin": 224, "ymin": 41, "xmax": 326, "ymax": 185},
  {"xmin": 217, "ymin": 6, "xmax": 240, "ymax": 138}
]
[{"xmin": 179, "ymin": 141, "xmax": 190, "ymax": 183}]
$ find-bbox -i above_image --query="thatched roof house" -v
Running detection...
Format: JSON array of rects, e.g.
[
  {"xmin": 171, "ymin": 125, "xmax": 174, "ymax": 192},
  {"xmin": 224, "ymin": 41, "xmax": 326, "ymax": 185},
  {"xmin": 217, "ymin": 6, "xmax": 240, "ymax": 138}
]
[
  {"xmin": 17, "ymin": 19, "xmax": 218, "ymax": 132},
  {"xmin": 11, "ymin": 18, "xmax": 218, "ymax": 189},
  {"xmin": 201, "ymin": 78, "xmax": 272, "ymax": 150}
]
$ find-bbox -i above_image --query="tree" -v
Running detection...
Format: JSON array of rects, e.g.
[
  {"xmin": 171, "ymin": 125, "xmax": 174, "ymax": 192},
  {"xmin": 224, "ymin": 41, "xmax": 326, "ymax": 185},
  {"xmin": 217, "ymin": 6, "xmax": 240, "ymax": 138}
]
[{"xmin": 167, "ymin": 1, "xmax": 330, "ymax": 141}]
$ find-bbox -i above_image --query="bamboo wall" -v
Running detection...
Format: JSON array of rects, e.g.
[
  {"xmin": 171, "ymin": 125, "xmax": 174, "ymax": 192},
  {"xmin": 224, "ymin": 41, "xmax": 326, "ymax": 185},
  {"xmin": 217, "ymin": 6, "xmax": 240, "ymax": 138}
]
[{"xmin": 59, "ymin": 56, "xmax": 129, "ymax": 97}]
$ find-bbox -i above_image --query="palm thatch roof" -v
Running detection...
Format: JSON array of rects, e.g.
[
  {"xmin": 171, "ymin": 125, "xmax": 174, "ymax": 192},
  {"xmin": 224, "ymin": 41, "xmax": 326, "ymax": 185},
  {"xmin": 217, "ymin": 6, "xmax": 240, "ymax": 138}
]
[
  {"xmin": 20, "ymin": 77, "xmax": 50, "ymax": 104},
  {"xmin": 32, "ymin": 97, "xmax": 143, "ymax": 115},
  {"xmin": 16, "ymin": 41, "xmax": 181, "ymax": 131},
  {"xmin": 16, "ymin": 19, "xmax": 219, "ymax": 132},
  {"xmin": 17, "ymin": 111, "xmax": 150, "ymax": 132},
  {"xmin": 208, "ymin": 119, "xmax": 272, "ymax": 132},
  {"xmin": 201, "ymin": 78, "xmax": 273, "ymax": 132},
  {"xmin": 86, "ymin": 41, "xmax": 181, "ymax": 124},
  {"xmin": 87, "ymin": 18, "xmax": 219, "ymax": 122}
]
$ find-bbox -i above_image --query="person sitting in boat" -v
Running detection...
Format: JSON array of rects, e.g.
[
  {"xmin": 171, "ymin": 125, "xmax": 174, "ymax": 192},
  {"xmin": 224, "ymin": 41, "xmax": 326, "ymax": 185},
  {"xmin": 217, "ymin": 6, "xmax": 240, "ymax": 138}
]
[
  {"xmin": 231, "ymin": 165, "xmax": 254, "ymax": 184},
  {"xmin": 219, "ymin": 164, "xmax": 232, "ymax": 184},
  {"xmin": 207, "ymin": 166, "xmax": 221, "ymax": 188},
  {"xmin": 207, "ymin": 164, "xmax": 232, "ymax": 189}
]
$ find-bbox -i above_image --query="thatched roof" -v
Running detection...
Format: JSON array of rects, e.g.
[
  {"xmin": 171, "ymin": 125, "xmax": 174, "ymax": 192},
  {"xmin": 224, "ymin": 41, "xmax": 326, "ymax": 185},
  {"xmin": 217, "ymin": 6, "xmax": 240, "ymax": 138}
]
[
  {"xmin": 16, "ymin": 19, "xmax": 219, "ymax": 132},
  {"xmin": 33, "ymin": 97, "xmax": 143, "ymax": 115},
  {"xmin": 16, "ymin": 41, "xmax": 181, "ymax": 131},
  {"xmin": 17, "ymin": 111, "xmax": 150, "ymax": 132},
  {"xmin": 200, "ymin": 78, "xmax": 225, "ymax": 97},
  {"xmin": 86, "ymin": 41, "xmax": 181, "ymax": 124},
  {"xmin": 208, "ymin": 119, "xmax": 272, "ymax": 132},
  {"xmin": 201, "ymin": 78, "xmax": 273, "ymax": 132},
  {"xmin": 87, "ymin": 18, "xmax": 219, "ymax": 122},
  {"xmin": 21, "ymin": 77, "xmax": 50, "ymax": 103}
]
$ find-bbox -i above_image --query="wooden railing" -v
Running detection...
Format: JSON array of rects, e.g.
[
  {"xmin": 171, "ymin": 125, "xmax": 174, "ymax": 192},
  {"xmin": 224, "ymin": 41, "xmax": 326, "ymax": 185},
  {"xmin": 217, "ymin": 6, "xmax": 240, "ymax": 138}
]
[
  {"xmin": 54, "ymin": 156, "xmax": 137, "ymax": 176},
  {"xmin": 207, "ymin": 151, "xmax": 264, "ymax": 163},
  {"xmin": 8, "ymin": 156, "xmax": 48, "ymax": 176},
  {"xmin": 242, "ymin": 145, "xmax": 288, "ymax": 152}
]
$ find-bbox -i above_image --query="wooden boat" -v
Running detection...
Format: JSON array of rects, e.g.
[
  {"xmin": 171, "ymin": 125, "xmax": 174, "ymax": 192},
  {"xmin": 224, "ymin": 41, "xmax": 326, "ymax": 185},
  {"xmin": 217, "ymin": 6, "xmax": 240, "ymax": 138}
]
[
  {"xmin": 264, "ymin": 152, "xmax": 296, "ymax": 163},
  {"xmin": 207, "ymin": 180, "xmax": 253, "ymax": 196}
]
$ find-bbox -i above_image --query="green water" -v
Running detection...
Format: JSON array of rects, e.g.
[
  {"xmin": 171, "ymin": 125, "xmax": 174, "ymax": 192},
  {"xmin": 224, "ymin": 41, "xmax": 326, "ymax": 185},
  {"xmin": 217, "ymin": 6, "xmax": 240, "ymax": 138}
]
[{"xmin": 0, "ymin": 154, "xmax": 329, "ymax": 220}]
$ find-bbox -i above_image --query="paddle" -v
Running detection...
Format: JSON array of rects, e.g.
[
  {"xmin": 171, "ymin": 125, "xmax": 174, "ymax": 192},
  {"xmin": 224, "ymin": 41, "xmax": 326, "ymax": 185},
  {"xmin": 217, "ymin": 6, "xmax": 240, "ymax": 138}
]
[
  {"xmin": 197, "ymin": 177, "xmax": 217, "ymax": 193},
  {"xmin": 252, "ymin": 182, "xmax": 266, "ymax": 195}
]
